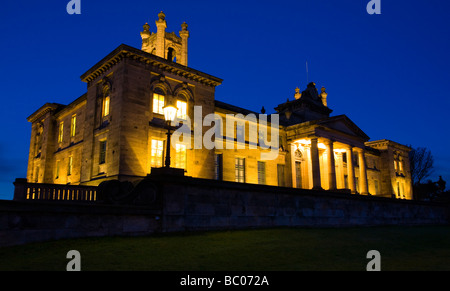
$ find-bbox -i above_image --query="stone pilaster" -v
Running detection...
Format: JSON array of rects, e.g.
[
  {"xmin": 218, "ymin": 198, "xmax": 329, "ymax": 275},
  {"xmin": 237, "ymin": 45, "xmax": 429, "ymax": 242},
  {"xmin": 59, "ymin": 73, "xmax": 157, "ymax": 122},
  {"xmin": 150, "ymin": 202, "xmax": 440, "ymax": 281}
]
[{"xmin": 310, "ymin": 138, "xmax": 322, "ymax": 190}]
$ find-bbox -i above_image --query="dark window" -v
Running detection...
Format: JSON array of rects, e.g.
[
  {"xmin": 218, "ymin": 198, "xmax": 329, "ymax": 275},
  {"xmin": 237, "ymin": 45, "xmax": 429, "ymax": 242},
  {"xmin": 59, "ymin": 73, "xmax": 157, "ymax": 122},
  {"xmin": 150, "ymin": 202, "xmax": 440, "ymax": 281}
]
[
  {"xmin": 99, "ymin": 141, "xmax": 107, "ymax": 165},
  {"xmin": 258, "ymin": 161, "xmax": 266, "ymax": 185},
  {"xmin": 215, "ymin": 154, "xmax": 223, "ymax": 181}
]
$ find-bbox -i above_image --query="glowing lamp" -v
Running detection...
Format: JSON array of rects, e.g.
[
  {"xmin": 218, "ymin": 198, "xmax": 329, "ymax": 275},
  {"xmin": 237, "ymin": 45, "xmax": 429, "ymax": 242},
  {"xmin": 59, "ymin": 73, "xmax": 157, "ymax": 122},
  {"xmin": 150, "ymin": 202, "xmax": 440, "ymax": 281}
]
[{"xmin": 163, "ymin": 104, "xmax": 178, "ymax": 123}]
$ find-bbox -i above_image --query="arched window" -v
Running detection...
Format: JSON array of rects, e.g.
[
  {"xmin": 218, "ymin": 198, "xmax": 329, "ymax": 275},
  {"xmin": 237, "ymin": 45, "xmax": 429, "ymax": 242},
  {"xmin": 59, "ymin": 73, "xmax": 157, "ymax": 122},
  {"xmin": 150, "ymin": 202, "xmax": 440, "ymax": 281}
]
[
  {"xmin": 153, "ymin": 87, "xmax": 165, "ymax": 115},
  {"xmin": 176, "ymin": 94, "xmax": 188, "ymax": 120}
]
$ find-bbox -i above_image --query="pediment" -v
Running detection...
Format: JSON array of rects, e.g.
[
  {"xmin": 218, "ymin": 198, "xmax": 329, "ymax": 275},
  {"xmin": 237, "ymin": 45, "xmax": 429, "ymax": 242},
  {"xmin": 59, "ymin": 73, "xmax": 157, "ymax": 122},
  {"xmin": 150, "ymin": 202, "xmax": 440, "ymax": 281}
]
[{"xmin": 317, "ymin": 115, "xmax": 370, "ymax": 141}]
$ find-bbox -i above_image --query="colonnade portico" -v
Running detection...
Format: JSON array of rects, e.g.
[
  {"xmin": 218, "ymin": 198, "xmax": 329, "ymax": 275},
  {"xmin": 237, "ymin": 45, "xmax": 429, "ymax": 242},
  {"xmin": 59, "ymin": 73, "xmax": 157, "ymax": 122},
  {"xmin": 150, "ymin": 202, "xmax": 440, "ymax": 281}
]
[{"xmin": 290, "ymin": 137, "xmax": 369, "ymax": 194}]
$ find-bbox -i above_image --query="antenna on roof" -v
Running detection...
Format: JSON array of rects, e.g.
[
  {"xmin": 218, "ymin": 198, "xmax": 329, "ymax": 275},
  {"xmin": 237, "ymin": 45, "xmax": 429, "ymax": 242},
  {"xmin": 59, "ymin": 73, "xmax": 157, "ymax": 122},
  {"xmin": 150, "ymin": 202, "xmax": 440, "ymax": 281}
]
[{"xmin": 306, "ymin": 60, "xmax": 309, "ymax": 84}]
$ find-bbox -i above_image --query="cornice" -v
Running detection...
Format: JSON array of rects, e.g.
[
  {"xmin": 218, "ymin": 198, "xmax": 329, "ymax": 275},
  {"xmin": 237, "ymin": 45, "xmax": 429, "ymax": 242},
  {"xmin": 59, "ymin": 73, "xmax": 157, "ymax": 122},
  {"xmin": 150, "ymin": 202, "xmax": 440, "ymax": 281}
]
[
  {"xmin": 366, "ymin": 139, "xmax": 412, "ymax": 152},
  {"xmin": 27, "ymin": 103, "xmax": 61, "ymax": 123},
  {"xmin": 80, "ymin": 44, "xmax": 223, "ymax": 88}
]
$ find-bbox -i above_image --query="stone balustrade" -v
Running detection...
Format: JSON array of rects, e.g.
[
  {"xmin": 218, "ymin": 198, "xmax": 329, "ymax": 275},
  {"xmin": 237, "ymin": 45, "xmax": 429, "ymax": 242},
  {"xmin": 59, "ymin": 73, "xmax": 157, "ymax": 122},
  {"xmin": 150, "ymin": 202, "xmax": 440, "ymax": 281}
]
[{"xmin": 13, "ymin": 178, "xmax": 97, "ymax": 203}]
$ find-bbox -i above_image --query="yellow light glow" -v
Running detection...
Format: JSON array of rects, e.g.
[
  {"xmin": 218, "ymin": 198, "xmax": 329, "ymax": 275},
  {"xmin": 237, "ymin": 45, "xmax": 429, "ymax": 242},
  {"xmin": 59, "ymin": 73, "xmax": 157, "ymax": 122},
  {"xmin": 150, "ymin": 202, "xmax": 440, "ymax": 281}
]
[
  {"xmin": 103, "ymin": 96, "xmax": 110, "ymax": 117},
  {"xmin": 296, "ymin": 139, "xmax": 311, "ymax": 145},
  {"xmin": 176, "ymin": 100, "xmax": 187, "ymax": 120},
  {"xmin": 294, "ymin": 139, "xmax": 326, "ymax": 150},
  {"xmin": 334, "ymin": 149, "xmax": 347, "ymax": 153},
  {"xmin": 163, "ymin": 105, "xmax": 178, "ymax": 122}
]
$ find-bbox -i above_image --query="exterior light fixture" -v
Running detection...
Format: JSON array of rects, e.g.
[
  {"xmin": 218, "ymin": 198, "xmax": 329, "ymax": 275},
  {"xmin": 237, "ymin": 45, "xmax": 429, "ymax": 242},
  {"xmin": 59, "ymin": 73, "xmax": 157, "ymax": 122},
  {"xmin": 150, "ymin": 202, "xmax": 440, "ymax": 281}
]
[
  {"xmin": 163, "ymin": 99, "xmax": 178, "ymax": 168},
  {"xmin": 163, "ymin": 103, "xmax": 178, "ymax": 125}
]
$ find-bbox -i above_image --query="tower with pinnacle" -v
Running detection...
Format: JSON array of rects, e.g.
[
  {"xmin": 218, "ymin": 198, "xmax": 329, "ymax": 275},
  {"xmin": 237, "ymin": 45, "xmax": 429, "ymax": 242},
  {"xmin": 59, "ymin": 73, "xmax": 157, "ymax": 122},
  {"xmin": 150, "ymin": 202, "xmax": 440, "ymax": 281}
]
[{"xmin": 140, "ymin": 11, "xmax": 190, "ymax": 66}]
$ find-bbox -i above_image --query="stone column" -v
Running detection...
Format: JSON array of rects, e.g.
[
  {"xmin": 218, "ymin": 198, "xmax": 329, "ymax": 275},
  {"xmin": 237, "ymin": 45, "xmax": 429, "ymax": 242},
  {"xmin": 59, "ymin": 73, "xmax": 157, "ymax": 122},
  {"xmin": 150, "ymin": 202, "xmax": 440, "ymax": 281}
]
[
  {"xmin": 310, "ymin": 138, "xmax": 322, "ymax": 190},
  {"xmin": 346, "ymin": 145, "xmax": 356, "ymax": 194},
  {"xmin": 335, "ymin": 152, "xmax": 343, "ymax": 189},
  {"xmin": 357, "ymin": 148, "xmax": 369, "ymax": 195},
  {"xmin": 324, "ymin": 139, "xmax": 337, "ymax": 191}
]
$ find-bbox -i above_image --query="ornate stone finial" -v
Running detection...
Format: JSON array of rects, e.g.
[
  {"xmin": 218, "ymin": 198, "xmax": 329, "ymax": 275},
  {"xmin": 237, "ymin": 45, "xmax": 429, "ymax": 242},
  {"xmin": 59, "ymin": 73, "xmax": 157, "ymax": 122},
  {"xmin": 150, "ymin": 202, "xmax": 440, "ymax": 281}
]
[
  {"xmin": 141, "ymin": 23, "xmax": 151, "ymax": 43},
  {"xmin": 320, "ymin": 87, "xmax": 328, "ymax": 107},
  {"xmin": 143, "ymin": 22, "xmax": 150, "ymax": 32},
  {"xmin": 294, "ymin": 87, "xmax": 302, "ymax": 100},
  {"xmin": 181, "ymin": 21, "xmax": 188, "ymax": 31},
  {"xmin": 261, "ymin": 106, "xmax": 266, "ymax": 114},
  {"xmin": 158, "ymin": 11, "xmax": 166, "ymax": 21}
]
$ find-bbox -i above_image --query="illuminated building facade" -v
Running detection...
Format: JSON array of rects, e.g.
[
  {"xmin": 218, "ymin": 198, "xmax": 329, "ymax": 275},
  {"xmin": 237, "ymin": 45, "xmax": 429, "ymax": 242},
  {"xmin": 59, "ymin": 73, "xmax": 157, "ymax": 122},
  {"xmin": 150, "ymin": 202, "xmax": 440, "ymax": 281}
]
[{"xmin": 26, "ymin": 12, "xmax": 413, "ymax": 199}]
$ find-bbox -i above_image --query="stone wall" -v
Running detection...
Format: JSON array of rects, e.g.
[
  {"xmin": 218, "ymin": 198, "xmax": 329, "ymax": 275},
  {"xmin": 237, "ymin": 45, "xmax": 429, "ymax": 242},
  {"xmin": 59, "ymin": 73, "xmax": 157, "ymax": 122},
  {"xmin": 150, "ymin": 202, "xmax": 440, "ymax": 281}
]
[
  {"xmin": 155, "ymin": 175, "xmax": 449, "ymax": 232},
  {"xmin": 1, "ymin": 174, "xmax": 449, "ymax": 247},
  {"xmin": 0, "ymin": 200, "xmax": 161, "ymax": 247}
]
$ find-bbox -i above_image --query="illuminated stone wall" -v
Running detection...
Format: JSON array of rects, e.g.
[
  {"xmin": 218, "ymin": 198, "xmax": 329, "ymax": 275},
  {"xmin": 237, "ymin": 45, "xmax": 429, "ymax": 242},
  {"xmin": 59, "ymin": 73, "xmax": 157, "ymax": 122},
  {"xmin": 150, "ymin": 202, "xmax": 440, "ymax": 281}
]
[
  {"xmin": 26, "ymin": 45, "xmax": 222, "ymax": 189},
  {"xmin": 24, "ymin": 13, "xmax": 413, "ymax": 200}
]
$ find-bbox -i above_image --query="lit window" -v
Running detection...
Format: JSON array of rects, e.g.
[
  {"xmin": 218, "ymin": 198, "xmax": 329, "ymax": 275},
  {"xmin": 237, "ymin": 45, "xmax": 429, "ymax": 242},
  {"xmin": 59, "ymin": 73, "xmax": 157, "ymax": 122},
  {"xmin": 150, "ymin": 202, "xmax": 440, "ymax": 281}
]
[
  {"xmin": 103, "ymin": 96, "xmax": 110, "ymax": 117},
  {"xmin": 58, "ymin": 122, "xmax": 64, "ymax": 143},
  {"xmin": 235, "ymin": 157, "xmax": 245, "ymax": 183},
  {"xmin": 176, "ymin": 100, "xmax": 187, "ymax": 120},
  {"xmin": 153, "ymin": 93, "xmax": 165, "ymax": 115},
  {"xmin": 258, "ymin": 161, "xmax": 266, "ymax": 185},
  {"xmin": 68, "ymin": 156, "xmax": 73, "ymax": 176},
  {"xmin": 71, "ymin": 115, "xmax": 77, "ymax": 137},
  {"xmin": 175, "ymin": 143, "xmax": 187, "ymax": 170},
  {"xmin": 99, "ymin": 141, "xmax": 107, "ymax": 165},
  {"xmin": 151, "ymin": 139, "xmax": 164, "ymax": 168}
]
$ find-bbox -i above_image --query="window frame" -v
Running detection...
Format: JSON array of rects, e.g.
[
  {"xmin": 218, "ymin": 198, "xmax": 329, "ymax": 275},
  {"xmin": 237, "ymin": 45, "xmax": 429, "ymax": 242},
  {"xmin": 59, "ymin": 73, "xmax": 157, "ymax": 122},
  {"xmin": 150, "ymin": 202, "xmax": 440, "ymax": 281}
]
[
  {"xmin": 102, "ymin": 96, "xmax": 110, "ymax": 118},
  {"xmin": 175, "ymin": 143, "xmax": 187, "ymax": 170},
  {"xmin": 215, "ymin": 153, "xmax": 223, "ymax": 181},
  {"xmin": 99, "ymin": 140, "xmax": 107, "ymax": 165},
  {"xmin": 176, "ymin": 99, "xmax": 188, "ymax": 120},
  {"xmin": 102, "ymin": 86, "xmax": 111, "ymax": 119},
  {"xmin": 150, "ymin": 139, "xmax": 164, "ymax": 169},
  {"xmin": 235, "ymin": 157, "xmax": 245, "ymax": 183},
  {"xmin": 70, "ymin": 114, "xmax": 77, "ymax": 137},
  {"xmin": 58, "ymin": 122, "xmax": 64, "ymax": 144},
  {"xmin": 277, "ymin": 164, "xmax": 286, "ymax": 187},
  {"xmin": 258, "ymin": 161, "xmax": 266, "ymax": 185},
  {"xmin": 153, "ymin": 93, "xmax": 165, "ymax": 115}
]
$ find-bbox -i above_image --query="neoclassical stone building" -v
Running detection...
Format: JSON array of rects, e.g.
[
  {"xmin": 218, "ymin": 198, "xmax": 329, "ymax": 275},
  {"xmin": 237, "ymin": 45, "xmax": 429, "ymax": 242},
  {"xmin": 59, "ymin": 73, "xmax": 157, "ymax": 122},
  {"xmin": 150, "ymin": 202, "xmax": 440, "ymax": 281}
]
[{"xmin": 26, "ymin": 12, "xmax": 413, "ymax": 200}]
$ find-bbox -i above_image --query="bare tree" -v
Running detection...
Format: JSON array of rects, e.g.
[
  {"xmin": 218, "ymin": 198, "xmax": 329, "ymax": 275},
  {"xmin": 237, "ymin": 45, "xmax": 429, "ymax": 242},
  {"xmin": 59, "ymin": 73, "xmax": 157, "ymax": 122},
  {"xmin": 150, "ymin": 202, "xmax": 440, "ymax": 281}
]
[{"xmin": 409, "ymin": 147, "xmax": 434, "ymax": 185}]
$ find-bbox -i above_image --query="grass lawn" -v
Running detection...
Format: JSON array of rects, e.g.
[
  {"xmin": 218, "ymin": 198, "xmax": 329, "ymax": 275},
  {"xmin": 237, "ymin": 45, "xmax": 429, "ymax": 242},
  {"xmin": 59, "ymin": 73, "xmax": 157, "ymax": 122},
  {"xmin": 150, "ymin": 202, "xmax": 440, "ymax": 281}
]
[{"xmin": 0, "ymin": 226, "xmax": 449, "ymax": 271}]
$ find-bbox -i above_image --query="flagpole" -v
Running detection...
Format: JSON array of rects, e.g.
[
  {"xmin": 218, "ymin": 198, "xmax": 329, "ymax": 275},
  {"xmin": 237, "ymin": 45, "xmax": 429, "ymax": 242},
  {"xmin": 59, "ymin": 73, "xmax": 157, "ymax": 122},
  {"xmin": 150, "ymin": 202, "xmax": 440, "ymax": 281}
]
[{"xmin": 306, "ymin": 61, "xmax": 309, "ymax": 84}]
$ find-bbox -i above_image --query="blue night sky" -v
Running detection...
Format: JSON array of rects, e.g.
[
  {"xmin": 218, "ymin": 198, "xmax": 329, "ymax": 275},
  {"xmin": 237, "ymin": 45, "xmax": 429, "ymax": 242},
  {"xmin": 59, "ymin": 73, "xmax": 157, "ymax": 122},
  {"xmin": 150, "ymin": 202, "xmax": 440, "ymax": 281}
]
[{"xmin": 0, "ymin": 0, "xmax": 449, "ymax": 200}]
